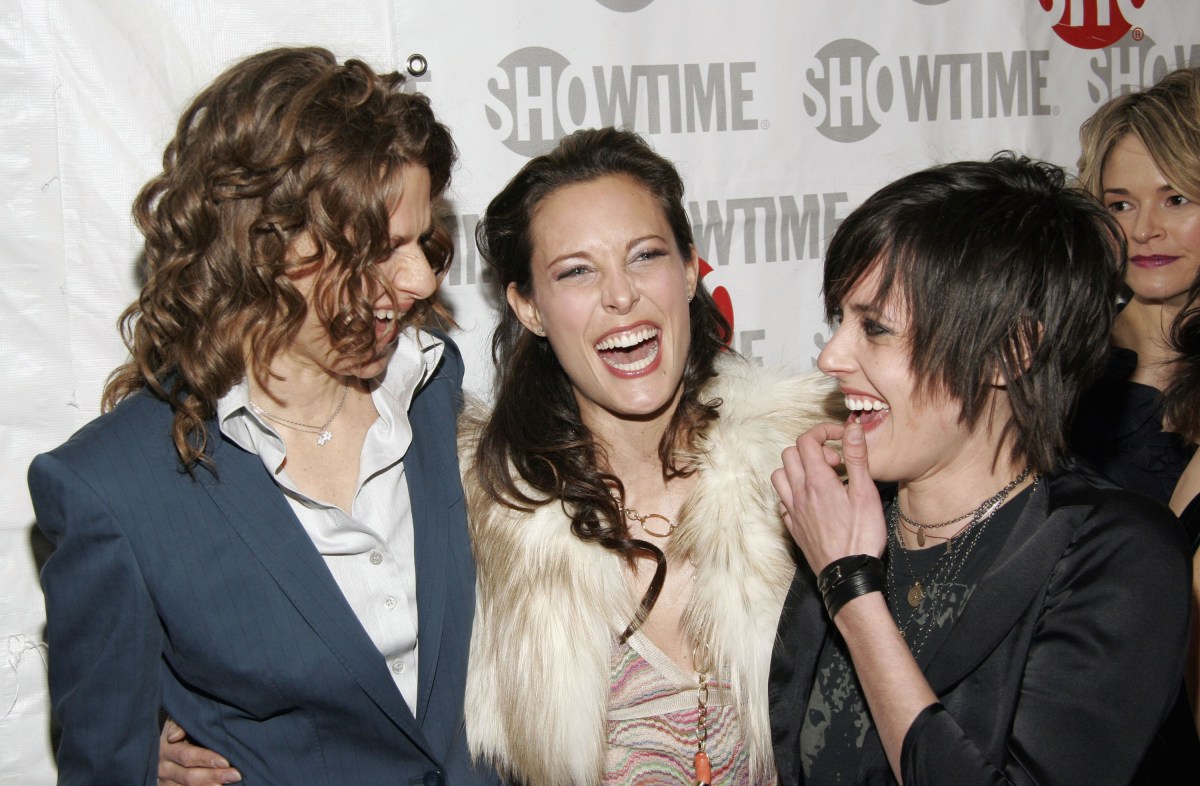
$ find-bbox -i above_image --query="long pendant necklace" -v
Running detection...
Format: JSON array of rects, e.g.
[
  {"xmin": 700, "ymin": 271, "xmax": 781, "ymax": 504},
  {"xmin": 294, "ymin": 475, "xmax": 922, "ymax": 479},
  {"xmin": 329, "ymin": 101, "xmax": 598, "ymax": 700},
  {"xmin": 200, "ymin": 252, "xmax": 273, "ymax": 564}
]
[
  {"xmin": 886, "ymin": 466, "xmax": 1038, "ymax": 657},
  {"xmin": 250, "ymin": 383, "xmax": 349, "ymax": 446},
  {"xmin": 622, "ymin": 501, "xmax": 710, "ymax": 783},
  {"xmin": 692, "ymin": 643, "xmax": 713, "ymax": 786}
]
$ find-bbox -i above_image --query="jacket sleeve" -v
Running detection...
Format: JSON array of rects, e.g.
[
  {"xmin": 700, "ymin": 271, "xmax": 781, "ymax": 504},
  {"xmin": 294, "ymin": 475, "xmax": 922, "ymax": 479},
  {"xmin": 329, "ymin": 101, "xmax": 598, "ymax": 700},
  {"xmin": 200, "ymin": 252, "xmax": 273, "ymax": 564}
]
[
  {"xmin": 900, "ymin": 501, "xmax": 1191, "ymax": 785},
  {"xmin": 29, "ymin": 452, "xmax": 164, "ymax": 786}
]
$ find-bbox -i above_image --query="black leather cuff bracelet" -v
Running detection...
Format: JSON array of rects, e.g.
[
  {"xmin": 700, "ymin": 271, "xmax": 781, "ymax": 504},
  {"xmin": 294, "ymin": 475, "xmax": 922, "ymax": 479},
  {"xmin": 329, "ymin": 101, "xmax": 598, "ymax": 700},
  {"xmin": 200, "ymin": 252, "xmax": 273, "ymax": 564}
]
[{"xmin": 817, "ymin": 554, "xmax": 885, "ymax": 620}]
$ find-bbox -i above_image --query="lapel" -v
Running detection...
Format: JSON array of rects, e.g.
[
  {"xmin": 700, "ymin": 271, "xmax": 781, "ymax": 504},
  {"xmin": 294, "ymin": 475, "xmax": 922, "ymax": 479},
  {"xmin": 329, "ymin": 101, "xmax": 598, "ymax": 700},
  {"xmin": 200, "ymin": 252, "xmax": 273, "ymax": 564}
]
[
  {"xmin": 406, "ymin": 387, "xmax": 452, "ymax": 726},
  {"xmin": 195, "ymin": 426, "xmax": 438, "ymax": 760},
  {"xmin": 920, "ymin": 473, "xmax": 1084, "ymax": 692}
]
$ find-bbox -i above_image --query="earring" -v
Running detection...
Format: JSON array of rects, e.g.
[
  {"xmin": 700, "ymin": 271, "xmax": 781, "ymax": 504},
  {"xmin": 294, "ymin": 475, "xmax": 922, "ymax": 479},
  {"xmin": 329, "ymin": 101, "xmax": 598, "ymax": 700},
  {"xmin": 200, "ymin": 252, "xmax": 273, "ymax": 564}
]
[
  {"xmin": 687, "ymin": 292, "xmax": 695, "ymax": 303},
  {"xmin": 534, "ymin": 326, "xmax": 545, "ymax": 336}
]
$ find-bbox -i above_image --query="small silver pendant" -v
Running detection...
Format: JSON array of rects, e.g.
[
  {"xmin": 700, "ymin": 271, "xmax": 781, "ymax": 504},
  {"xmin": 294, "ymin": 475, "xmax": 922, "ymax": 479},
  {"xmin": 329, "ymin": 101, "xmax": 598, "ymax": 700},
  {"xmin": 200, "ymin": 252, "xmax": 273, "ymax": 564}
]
[{"xmin": 316, "ymin": 430, "xmax": 332, "ymax": 446}]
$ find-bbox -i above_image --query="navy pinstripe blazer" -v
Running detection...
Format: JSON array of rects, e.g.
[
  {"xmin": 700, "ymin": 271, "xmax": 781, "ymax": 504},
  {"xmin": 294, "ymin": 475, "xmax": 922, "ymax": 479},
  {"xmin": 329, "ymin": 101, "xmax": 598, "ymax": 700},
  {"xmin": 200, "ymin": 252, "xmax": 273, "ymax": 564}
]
[{"xmin": 30, "ymin": 340, "xmax": 496, "ymax": 786}]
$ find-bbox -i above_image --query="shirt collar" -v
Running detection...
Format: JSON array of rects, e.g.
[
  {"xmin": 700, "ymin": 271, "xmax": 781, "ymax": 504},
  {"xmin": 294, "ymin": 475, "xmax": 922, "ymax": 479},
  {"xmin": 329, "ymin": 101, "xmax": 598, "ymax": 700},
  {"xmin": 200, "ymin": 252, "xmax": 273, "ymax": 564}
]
[{"xmin": 216, "ymin": 327, "xmax": 444, "ymax": 455}]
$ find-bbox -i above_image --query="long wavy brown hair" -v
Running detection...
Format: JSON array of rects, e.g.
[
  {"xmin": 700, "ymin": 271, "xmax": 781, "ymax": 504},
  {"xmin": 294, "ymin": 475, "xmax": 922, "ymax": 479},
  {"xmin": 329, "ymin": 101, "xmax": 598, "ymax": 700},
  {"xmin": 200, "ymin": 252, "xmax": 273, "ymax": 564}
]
[
  {"xmin": 102, "ymin": 47, "xmax": 457, "ymax": 469},
  {"xmin": 474, "ymin": 128, "xmax": 731, "ymax": 634}
]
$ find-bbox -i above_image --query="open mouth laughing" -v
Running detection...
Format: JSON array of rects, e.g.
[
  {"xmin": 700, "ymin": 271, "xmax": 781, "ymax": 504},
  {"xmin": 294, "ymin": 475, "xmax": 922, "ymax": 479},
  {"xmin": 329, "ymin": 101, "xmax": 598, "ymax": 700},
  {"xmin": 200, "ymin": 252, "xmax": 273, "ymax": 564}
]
[
  {"xmin": 844, "ymin": 393, "xmax": 890, "ymax": 429},
  {"xmin": 594, "ymin": 325, "xmax": 661, "ymax": 374}
]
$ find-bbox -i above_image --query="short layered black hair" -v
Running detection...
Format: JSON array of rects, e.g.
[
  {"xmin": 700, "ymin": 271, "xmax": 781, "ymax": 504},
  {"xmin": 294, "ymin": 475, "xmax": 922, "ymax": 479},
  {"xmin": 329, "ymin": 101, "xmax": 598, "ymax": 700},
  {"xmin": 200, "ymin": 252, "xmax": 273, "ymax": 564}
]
[{"xmin": 823, "ymin": 153, "xmax": 1125, "ymax": 471}]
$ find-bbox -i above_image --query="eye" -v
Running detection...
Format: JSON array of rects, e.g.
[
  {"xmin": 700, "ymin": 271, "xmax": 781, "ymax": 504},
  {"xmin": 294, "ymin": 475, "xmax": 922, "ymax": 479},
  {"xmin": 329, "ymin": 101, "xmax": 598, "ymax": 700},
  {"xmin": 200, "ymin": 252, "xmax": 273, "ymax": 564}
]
[
  {"xmin": 376, "ymin": 243, "xmax": 401, "ymax": 264},
  {"xmin": 1106, "ymin": 199, "xmax": 1132, "ymax": 213},
  {"xmin": 554, "ymin": 264, "xmax": 592, "ymax": 281},
  {"xmin": 630, "ymin": 248, "xmax": 668, "ymax": 266},
  {"xmin": 862, "ymin": 318, "xmax": 892, "ymax": 338},
  {"xmin": 828, "ymin": 306, "xmax": 844, "ymax": 328},
  {"xmin": 1166, "ymin": 194, "xmax": 1191, "ymax": 208}
]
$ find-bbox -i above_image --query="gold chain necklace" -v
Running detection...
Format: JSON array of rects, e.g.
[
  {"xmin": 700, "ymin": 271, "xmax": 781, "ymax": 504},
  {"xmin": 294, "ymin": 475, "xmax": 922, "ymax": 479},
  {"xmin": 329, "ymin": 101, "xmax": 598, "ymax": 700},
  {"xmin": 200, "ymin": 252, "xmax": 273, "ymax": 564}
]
[{"xmin": 620, "ymin": 505, "xmax": 677, "ymax": 537}]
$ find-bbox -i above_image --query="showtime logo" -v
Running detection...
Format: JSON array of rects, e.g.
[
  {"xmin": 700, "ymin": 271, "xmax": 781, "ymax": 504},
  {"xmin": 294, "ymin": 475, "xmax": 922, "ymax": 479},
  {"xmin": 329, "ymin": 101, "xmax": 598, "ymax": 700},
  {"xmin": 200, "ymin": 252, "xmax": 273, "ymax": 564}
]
[
  {"xmin": 484, "ymin": 47, "xmax": 761, "ymax": 157},
  {"xmin": 1085, "ymin": 33, "xmax": 1200, "ymax": 103},
  {"xmin": 1040, "ymin": 0, "xmax": 1148, "ymax": 50},
  {"xmin": 802, "ymin": 39, "xmax": 1052, "ymax": 143}
]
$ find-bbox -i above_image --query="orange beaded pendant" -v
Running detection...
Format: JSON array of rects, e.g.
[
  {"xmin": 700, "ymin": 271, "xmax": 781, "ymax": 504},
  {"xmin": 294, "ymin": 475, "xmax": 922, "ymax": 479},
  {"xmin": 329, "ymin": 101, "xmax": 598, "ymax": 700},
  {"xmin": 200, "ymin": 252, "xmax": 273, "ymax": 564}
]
[{"xmin": 694, "ymin": 750, "xmax": 712, "ymax": 786}]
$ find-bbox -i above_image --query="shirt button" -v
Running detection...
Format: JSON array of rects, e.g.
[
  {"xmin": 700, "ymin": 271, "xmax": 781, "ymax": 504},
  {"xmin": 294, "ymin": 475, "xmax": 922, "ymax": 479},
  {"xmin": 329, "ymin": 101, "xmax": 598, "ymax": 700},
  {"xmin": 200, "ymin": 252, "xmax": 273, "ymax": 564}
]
[
  {"xmin": 385, "ymin": 595, "xmax": 398, "ymax": 609},
  {"xmin": 369, "ymin": 551, "xmax": 383, "ymax": 565},
  {"xmin": 392, "ymin": 660, "xmax": 406, "ymax": 674}
]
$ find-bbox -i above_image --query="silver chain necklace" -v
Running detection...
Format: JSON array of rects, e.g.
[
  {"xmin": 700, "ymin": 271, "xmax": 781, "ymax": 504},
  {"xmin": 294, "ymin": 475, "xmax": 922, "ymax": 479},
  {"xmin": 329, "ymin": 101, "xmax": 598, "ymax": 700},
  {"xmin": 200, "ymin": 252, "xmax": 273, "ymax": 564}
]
[
  {"xmin": 886, "ymin": 467, "xmax": 1038, "ymax": 658},
  {"xmin": 250, "ymin": 383, "xmax": 349, "ymax": 446}
]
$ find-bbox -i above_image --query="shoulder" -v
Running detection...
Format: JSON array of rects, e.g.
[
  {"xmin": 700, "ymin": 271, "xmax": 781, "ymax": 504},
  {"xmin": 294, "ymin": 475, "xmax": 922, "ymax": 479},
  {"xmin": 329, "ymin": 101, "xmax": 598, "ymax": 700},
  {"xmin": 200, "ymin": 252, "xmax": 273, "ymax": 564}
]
[
  {"xmin": 28, "ymin": 392, "xmax": 187, "ymax": 538},
  {"xmin": 1044, "ymin": 462, "xmax": 1190, "ymax": 573},
  {"xmin": 33, "ymin": 391, "xmax": 175, "ymax": 476}
]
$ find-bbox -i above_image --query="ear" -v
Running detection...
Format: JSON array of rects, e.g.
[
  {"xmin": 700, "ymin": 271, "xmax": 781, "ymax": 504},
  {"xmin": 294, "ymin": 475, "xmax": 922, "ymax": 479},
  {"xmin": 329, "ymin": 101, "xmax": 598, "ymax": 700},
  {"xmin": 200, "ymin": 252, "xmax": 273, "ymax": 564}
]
[
  {"xmin": 506, "ymin": 282, "xmax": 545, "ymax": 336},
  {"xmin": 684, "ymin": 245, "xmax": 700, "ymax": 300}
]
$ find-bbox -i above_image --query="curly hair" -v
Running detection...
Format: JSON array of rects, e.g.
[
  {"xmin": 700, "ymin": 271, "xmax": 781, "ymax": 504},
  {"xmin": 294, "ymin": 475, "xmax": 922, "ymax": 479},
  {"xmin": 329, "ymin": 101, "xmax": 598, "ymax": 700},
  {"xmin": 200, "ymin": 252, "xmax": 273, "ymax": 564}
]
[
  {"xmin": 474, "ymin": 128, "xmax": 730, "ymax": 634},
  {"xmin": 1077, "ymin": 66, "xmax": 1200, "ymax": 204},
  {"xmin": 102, "ymin": 47, "xmax": 457, "ymax": 468}
]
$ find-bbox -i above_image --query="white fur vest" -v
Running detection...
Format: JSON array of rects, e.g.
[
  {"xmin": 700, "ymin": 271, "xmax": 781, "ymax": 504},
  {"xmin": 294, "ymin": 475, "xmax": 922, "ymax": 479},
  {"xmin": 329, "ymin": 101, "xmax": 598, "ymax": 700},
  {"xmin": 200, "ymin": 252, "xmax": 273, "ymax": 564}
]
[{"xmin": 461, "ymin": 357, "xmax": 838, "ymax": 786}]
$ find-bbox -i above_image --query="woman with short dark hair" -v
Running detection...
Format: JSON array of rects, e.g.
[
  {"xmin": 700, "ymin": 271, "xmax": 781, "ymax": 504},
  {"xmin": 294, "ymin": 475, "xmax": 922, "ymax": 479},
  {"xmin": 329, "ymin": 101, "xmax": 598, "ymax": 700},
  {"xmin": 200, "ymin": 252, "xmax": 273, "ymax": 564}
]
[{"xmin": 769, "ymin": 154, "xmax": 1191, "ymax": 785}]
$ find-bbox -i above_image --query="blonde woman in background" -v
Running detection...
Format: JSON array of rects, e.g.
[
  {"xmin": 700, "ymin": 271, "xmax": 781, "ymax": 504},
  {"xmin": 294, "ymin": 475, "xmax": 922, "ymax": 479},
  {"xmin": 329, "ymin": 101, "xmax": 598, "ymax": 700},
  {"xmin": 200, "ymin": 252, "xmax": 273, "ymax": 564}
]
[{"xmin": 1072, "ymin": 66, "xmax": 1200, "ymax": 509}]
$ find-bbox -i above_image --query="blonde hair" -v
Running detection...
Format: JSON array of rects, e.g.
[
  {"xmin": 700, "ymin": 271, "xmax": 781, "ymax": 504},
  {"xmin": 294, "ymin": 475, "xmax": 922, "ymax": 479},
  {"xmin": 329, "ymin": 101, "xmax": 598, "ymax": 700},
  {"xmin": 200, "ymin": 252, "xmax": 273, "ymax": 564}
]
[{"xmin": 1077, "ymin": 66, "xmax": 1200, "ymax": 202}]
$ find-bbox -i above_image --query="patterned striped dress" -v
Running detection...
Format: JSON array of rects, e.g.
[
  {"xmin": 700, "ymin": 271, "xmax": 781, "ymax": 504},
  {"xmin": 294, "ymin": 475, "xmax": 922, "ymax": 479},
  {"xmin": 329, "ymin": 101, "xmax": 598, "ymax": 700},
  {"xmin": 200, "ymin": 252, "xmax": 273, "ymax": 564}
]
[{"xmin": 604, "ymin": 632, "xmax": 772, "ymax": 785}]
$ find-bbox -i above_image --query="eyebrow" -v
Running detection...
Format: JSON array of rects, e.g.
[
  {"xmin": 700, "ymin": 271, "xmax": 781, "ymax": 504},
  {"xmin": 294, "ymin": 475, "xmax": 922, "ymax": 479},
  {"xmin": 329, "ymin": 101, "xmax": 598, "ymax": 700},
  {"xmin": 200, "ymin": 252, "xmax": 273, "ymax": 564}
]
[
  {"xmin": 544, "ymin": 234, "xmax": 667, "ymax": 268},
  {"xmin": 844, "ymin": 301, "xmax": 882, "ymax": 316},
  {"xmin": 1102, "ymin": 184, "xmax": 1178, "ymax": 196}
]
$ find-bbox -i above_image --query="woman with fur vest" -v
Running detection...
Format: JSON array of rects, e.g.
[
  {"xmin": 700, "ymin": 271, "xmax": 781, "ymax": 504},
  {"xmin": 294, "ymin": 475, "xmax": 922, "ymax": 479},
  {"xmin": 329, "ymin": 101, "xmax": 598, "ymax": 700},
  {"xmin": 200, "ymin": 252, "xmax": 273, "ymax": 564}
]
[
  {"xmin": 159, "ymin": 127, "xmax": 835, "ymax": 786},
  {"xmin": 464, "ymin": 127, "xmax": 836, "ymax": 785}
]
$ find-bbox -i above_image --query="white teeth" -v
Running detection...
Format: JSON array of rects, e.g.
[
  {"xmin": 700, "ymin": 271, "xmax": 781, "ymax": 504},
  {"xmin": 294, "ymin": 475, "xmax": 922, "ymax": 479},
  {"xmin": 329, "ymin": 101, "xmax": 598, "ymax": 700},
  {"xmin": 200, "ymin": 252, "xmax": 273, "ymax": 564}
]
[
  {"xmin": 843, "ymin": 396, "xmax": 888, "ymax": 412},
  {"xmin": 594, "ymin": 326, "xmax": 658, "ymax": 351},
  {"xmin": 604, "ymin": 341, "xmax": 660, "ymax": 372},
  {"xmin": 373, "ymin": 309, "xmax": 396, "ymax": 321}
]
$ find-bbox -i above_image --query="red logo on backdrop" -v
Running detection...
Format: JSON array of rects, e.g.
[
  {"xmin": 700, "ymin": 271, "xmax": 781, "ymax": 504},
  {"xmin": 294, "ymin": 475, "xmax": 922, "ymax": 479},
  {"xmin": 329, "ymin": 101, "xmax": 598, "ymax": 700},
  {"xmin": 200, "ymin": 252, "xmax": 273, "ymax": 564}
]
[
  {"xmin": 699, "ymin": 257, "xmax": 735, "ymax": 344},
  {"xmin": 1041, "ymin": 0, "xmax": 1147, "ymax": 50}
]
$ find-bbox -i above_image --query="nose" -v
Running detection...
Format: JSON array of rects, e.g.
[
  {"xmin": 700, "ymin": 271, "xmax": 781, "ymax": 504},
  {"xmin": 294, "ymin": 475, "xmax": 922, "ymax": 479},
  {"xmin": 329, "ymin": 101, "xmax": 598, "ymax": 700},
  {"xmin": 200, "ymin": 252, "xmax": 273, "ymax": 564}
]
[
  {"xmin": 1129, "ymin": 205, "xmax": 1163, "ymax": 245},
  {"xmin": 601, "ymin": 267, "xmax": 639, "ymax": 314},
  {"xmin": 395, "ymin": 246, "xmax": 438, "ymax": 302},
  {"xmin": 817, "ymin": 321, "xmax": 854, "ymax": 378}
]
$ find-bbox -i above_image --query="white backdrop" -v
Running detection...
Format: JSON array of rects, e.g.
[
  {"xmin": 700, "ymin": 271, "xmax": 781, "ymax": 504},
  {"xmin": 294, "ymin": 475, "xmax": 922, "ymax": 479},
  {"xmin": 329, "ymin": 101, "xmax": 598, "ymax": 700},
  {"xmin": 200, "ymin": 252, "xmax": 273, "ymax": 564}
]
[{"xmin": 2, "ymin": 0, "xmax": 1197, "ymax": 780}]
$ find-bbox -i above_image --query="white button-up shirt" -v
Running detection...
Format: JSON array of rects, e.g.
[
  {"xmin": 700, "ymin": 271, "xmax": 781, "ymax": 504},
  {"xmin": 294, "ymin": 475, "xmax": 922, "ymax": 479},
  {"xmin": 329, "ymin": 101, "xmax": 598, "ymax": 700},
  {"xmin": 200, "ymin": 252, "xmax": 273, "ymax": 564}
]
[{"xmin": 216, "ymin": 328, "xmax": 444, "ymax": 714}]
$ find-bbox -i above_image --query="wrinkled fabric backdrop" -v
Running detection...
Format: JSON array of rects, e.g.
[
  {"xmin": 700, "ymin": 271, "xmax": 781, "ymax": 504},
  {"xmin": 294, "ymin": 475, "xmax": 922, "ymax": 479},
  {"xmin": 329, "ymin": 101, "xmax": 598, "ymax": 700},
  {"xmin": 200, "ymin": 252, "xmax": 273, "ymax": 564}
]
[{"xmin": 3, "ymin": 1, "xmax": 1197, "ymax": 780}]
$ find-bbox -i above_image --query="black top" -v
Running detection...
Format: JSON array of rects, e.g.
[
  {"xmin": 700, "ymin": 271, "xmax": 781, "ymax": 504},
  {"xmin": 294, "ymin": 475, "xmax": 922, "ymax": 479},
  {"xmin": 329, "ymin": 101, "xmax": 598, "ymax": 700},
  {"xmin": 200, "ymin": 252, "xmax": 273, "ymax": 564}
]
[
  {"xmin": 1071, "ymin": 346, "xmax": 1195, "ymax": 505},
  {"xmin": 799, "ymin": 489, "xmax": 1031, "ymax": 784},
  {"xmin": 769, "ymin": 463, "xmax": 1192, "ymax": 786}
]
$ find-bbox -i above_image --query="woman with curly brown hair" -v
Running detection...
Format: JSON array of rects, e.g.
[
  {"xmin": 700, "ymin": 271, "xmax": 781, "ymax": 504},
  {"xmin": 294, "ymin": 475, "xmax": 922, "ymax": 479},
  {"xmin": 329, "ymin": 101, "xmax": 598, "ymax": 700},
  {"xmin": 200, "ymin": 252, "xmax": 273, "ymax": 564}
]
[{"xmin": 28, "ymin": 47, "xmax": 495, "ymax": 786}]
